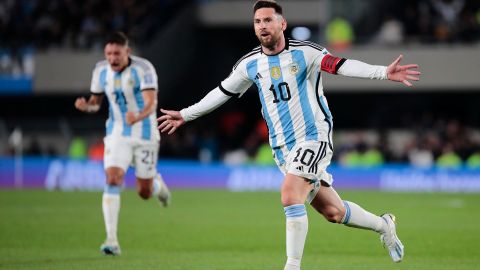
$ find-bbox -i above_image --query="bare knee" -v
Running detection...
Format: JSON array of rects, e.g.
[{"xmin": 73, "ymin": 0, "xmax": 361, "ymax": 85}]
[
  {"xmin": 322, "ymin": 205, "xmax": 345, "ymax": 223},
  {"xmin": 106, "ymin": 170, "xmax": 124, "ymax": 186},
  {"xmin": 138, "ymin": 187, "xmax": 152, "ymax": 200},
  {"xmin": 281, "ymin": 194, "xmax": 302, "ymax": 207},
  {"xmin": 137, "ymin": 177, "xmax": 153, "ymax": 200},
  {"xmin": 280, "ymin": 175, "xmax": 312, "ymax": 207}
]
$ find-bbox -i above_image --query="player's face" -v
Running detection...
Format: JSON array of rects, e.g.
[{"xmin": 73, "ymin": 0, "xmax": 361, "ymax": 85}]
[
  {"xmin": 104, "ymin": 43, "xmax": 130, "ymax": 72},
  {"xmin": 254, "ymin": 8, "xmax": 286, "ymax": 50}
]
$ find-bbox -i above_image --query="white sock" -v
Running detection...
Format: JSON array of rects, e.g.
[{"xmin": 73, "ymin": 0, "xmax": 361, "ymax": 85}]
[
  {"xmin": 152, "ymin": 177, "xmax": 161, "ymax": 196},
  {"xmin": 102, "ymin": 185, "xmax": 121, "ymax": 242},
  {"xmin": 341, "ymin": 200, "xmax": 386, "ymax": 233},
  {"xmin": 284, "ymin": 204, "xmax": 308, "ymax": 270}
]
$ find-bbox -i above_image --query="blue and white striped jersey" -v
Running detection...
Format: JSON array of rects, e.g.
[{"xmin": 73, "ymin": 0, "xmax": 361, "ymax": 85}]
[
  {"xmin": 220, "ymin": 39, "xmax": 343, "ymax": 153},
  {"xmin": 90, "ymin": 55, "xmax": 160, "ymax": 142}
]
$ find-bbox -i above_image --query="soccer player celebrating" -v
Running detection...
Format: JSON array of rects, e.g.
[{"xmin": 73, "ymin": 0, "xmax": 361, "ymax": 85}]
[
  {"xmin": 158, "ymin": 1, "xmax": 420, "ymax": 268},
  {"xmin": 75, "ymin": 31, "xmax": 171, "ymax": 256}
]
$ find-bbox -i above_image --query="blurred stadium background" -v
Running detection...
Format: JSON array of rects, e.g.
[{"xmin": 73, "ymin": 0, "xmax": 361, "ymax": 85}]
[{"xmin": 1, "ymin": 0, "xmax": 480, "ymax": 269}]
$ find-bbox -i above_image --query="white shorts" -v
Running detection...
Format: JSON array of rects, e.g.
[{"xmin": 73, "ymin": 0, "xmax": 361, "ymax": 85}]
[
  {"xmin": 104, "ymin": 136, "xmax": 159, "ymax": 179},
  {"xmin": 273, "ymin": 140, "xmax": 334, "ymax": 203}
]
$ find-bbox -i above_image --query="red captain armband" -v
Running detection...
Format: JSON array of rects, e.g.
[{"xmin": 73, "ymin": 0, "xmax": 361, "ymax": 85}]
[{"xmin": 321, "ymin": 54, "xmax": 346, "ymax": 74}]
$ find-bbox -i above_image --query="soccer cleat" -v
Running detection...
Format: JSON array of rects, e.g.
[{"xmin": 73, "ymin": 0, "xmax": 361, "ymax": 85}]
[
  {"xmin": 380, "ymin": 213, "xmax": 404, "ymax": 263},
  {"xmin": 100, "ymin": 240, "xmax": 121, "ymax": 256},
  {"xmin": 155, "ymin": 174, "xmax": 171, "ymax": 207}
]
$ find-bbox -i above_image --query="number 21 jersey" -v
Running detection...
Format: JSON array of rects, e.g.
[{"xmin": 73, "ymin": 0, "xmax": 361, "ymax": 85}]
[{"xmin": 90, "ymin": 56, "xmax": 160, "ymax": 142}]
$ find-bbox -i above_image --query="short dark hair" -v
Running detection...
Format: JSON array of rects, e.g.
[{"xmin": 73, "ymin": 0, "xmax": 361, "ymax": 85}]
[
  {"xmin": 253, "ymin": 0, "xmax": 283, "ymax": 15},
  {"xmin": 105, "ymin": 31, "xmax": 129, "ymax": 47}
]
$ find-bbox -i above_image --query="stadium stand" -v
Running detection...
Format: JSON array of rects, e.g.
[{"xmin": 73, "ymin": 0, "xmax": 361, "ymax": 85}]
[{"xmin": 1, "ymin": 0, "xmax": 479, "ymax": 167}]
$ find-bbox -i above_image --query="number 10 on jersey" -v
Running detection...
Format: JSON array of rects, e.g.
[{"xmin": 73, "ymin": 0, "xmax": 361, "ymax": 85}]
[{"xmin": 269, "ymin": 82, "xmax": 291, "ymax": 103}]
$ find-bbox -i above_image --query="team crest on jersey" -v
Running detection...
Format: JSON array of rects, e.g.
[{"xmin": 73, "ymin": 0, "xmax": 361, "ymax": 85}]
[
  {"xmin": 270, "ymin": 66, "xmax": 281, "ymax": 80},
  {"xmin": 289, "ymin": 62, "xmax": 299, "ymax": 75},
  {"xmin": 114, "ymin": 78, "xmax": 121, "ymax": 88}
]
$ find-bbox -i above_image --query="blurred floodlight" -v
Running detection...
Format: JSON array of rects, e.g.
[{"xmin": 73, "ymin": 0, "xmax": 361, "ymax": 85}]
[{"xmin": 291, "ymin": 26, "xmax": 311, "ymax": 41}]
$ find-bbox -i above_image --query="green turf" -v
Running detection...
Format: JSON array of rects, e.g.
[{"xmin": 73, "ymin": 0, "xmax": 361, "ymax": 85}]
[{"xmin": 0, "ymin": 189, "xmax": 479, "ymax": 270}]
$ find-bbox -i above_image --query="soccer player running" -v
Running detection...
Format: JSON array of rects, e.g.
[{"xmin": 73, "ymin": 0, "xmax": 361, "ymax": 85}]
[
  {"xmin": 75, "ymin": 32, "xmax": 171, "ymax": 256},
  {"xmin": 158, "ymin": 0, "xmax": 420, "ymax": 268}
]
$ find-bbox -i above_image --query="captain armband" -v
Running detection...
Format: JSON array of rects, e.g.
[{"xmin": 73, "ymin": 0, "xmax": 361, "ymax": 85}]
[{"xmin": 321, "ymin": 55, "xmax": 346, "ymax": 75}]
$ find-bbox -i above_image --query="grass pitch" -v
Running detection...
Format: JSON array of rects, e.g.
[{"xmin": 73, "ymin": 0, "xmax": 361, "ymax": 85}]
[{"xmin": 0, "ymin": 189, "xmax": 479, "ymax": 270}]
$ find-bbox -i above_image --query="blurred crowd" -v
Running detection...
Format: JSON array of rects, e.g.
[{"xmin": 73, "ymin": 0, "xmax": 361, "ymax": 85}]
[
  {"xmin": 373, "ymin": 0, "xmax": 480, "ymax": 44},
  {"xmin": 1, "ymin": 0, "xmax": 479, "ymax": 76},
  {"xmin": 333, "ymin": 118, "xmax": 480, "ymax": 169},
  {"xmin": 156, "ymin": 113, "xmax": 480, "ymax": 168},
  {"xmin": 325, "ymin": 0, "xmax": 480, "ymax": 49},
  {"xmin": 0, "ymin": 0, "xmax": 187, "ymax": 50},
  {"xmin": 1, "ymin": 0, "xmax": 479, "ymax": 51},
  {"xmin": 1, "ymin": 0, "xmax": 480, "ymax": 169},
  {"xmin": 8, "ymin": 112, "xmax": 479, "ymax": 169},
  {"xmin": 0, "ymin": 0, "xmax": 188, "ymax": 77}
]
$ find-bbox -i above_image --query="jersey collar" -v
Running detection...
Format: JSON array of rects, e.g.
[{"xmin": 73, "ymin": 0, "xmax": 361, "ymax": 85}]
[
  {"xmin": 113, "ymin": 57, "xmax": 132, "ymax": 74},
  {"xmin": 261, "ymin": 37, "xmax": 290, "ymax": 56}
]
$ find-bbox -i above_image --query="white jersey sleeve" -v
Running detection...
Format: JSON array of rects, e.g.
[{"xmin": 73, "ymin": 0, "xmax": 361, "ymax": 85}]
[
  {"xmin": 337, "ymin": 59, "xmax": 387, "ymax": 80},
  {"xmin": 310, "ymin": 47, "xmax": 387, "ymax": 79},
  {"xmin": 90, "ymin": 61, "xmax": 107, "ymax": 94},
  {"xmin": 180, "ymin": 87, "xmax": 231, "ymax": 122},
  {"xmin": 298, "ymin": 44, "xmax": 346, "ymax": 76},
  {"xmin": 312, "ymin": 47, "xmax": 331, "ymax": 72},
  {"xmin": 139, "ymin": 61, "xmax": 158, "ymax": 90},
  {"xmin": 131, "ymin": 56, "xmax": 158, "ymax": 90},
  {"xmin": 220, "ymin": 60, "xmax": 254, "ymax": 98}
]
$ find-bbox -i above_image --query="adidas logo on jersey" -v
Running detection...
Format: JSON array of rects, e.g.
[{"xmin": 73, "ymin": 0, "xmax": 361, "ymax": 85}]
[{"xmin": 254, "ymin": 72, "xmax": 263, "ymax": 80}]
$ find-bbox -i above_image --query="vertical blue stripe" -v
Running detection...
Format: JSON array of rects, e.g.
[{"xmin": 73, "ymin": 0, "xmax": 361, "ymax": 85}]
[
  {"xmin": 106, "ymin": 99, "xmax": 114, "ymax": 135},
  {"xmin": 247, "ymin": 59, "xmax": 283, "ymax": 165},
  {"xmin": 268, "ymin": 55, "xmax": 295, "ymax": 150},
  {"xmin": 273, "ymin": 147, "xmax": 285, "ymax": 165},
  {"xmin": 291, "ymin": 50, "xmax": 318, "ymax": 141},
  {"xmin": 114, "ymin": 72, "xmax": 131, "ymax": 136},
  {"xmin": 131, "ymin": 68, "xmax": 151, "ymax": 140},
  {"xmin": 100, "ymin": 69, "xmax": 114, "ymax": 135}
]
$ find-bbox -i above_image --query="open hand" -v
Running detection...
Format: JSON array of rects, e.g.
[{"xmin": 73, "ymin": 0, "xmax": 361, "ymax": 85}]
[
  {"xmin": 157, "ymin": 109, "xmax": 185, "ymax": 134},
  {"xmin": 386, "ymin": 55, "xmax": 421, "ymax": 87}
]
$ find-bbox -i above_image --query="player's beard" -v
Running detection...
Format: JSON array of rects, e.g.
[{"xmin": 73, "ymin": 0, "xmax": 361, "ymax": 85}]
[{"xmin": 258, "ymin": 33, "xmax": 279, "ymax": 51}]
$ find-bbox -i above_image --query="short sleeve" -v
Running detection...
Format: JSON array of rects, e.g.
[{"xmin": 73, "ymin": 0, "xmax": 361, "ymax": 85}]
[
  {"xmin": 140, "ymin": 61, "xmax": 158, "ymax": 90},
  {"xmin": 318, "ymin": 48, "xmax": 347, "ymax": 75},
  {"xmin": 312, "ymin": 47, "xmax": 330, "ymax": 71},
  {"xmin": 90, "ymin": 63, "xmax": 105, "ymax": 94}
]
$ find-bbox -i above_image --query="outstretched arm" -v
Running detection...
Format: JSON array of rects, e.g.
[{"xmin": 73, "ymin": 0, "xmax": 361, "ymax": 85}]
[
  {"xmin": 157, "ymin": 87, "xmax": 232, "ymax": 134},
  {"xmin": 336, "ymin": 54, "xmax": 420, "ymax": 87},
  {"xmin": 385, "ymin": 55, "xmax": 420, "ymax": 87}
]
